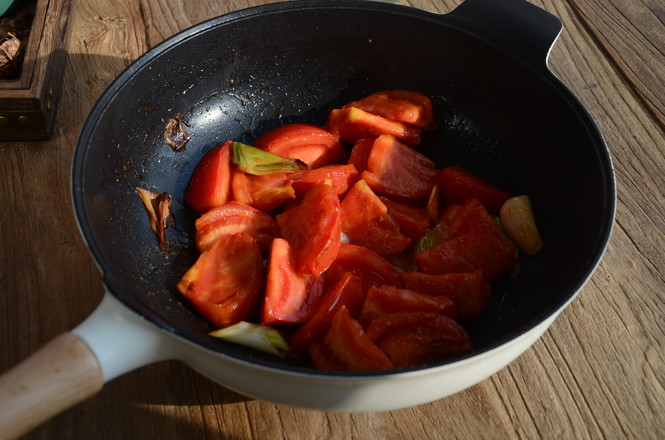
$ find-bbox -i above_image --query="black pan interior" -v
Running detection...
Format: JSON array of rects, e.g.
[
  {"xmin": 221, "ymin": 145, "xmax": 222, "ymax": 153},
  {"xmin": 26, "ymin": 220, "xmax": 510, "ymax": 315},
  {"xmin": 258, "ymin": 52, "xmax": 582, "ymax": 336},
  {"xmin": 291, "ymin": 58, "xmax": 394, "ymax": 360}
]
[{"xmin": 73, "ymin": 0, "xmax": 615, "ymax": 373}]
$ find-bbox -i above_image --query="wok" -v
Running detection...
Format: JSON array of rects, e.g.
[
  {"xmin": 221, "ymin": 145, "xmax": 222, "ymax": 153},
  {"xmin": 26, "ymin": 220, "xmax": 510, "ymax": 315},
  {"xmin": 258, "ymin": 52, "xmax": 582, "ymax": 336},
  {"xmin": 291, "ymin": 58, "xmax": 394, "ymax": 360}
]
[{"xmin": 0, "ymin": 0, "xmax": 616, "ymax": 437}]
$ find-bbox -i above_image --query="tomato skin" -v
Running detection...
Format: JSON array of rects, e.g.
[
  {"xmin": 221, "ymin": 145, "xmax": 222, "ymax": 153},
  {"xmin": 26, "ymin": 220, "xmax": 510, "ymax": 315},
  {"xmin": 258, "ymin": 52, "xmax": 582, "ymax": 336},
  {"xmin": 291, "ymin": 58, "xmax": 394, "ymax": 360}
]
[
  {"xmin": 366, "ymin": 311, "xmax": 473, "ymax": 368},
  {"xmin": 185, "ymin": 141, "xmax": 233, "ymax": 213},
  {"xmin": 439, "ymin": 165, "xmax": 512, "ymax": 214},
  {"xmin": 360, "ymin": 284, "xmax": 457, "ymax": 325},
  {"xmin": 288, "ymin": 164, "xmax": 359, "ymax": 199},
  {"xmin": 195, "ymin": 201, "xmax": 280, "ymax": 252},
  {"xmin": 262, "ymin": 238, "xmax": 325, "ymax": 325},
  {"xmin": 327, "ymin": 107, "xmax": 421, "ymax": 147},
  {"xmin": 290, "ymin": 273, "xmax": 365, "ymax": 354},
  {"xmin": 362, "ymin": 135, "xmax": 438, "ymax": 202},
  {"xmin": 277, "ymin": 180, "xmax": 341, "ymax": 276},
  {"xmin": 325, "ymin": 243, "xmax": 401, "ymax": 292},
  {"xmin": 253, "ymin": 123, "xmax": 346, "ymax": 168},
  {"xmin": 340, "ymin": 180, "xmax": 411, "ymax": 257},
  {"xmin": 345, "ymin": 90, "xmax": 436, "ymax": 130},
  {"xmin": 416, "ymin": 198, "xmax": 518, "ymax": 280},
  {"xmin": 310, "ymin": 306, "xmax": 393, "ymax": 370},
  {"xmin": 177, "ymin": 232, "xmax": 264, "ymax": 328},
  {"xmin": 399, "ymin": 270, "xmax": 491, "ymax": 320}
]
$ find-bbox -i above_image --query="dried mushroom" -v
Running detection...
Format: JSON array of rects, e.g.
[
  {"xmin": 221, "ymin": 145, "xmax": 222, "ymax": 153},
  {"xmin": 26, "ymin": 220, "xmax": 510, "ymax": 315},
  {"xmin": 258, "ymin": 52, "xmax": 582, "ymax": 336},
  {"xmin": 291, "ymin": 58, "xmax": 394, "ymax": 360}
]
[
  {"xmin": 164, "ymin": 114, "xmax": 191, "ymax": 152},
  {"xmin": 0, "ymin": 3, "xmax": 34, "ymax": 79},
  {"xmin": 136, "ymin": 187, "xmax": 174, "ymax": 251}
]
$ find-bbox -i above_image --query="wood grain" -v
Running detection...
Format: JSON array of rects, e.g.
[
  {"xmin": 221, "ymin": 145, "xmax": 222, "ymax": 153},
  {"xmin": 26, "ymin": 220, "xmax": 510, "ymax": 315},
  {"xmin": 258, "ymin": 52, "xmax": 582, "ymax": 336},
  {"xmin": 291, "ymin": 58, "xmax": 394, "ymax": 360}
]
[
  {"xmin": 0, "ymin": 0, "xmax": 663, "ymax": 438},
  {"xmin": 568, "ymin": 0, "xmax": 665, "ymax": 128}
]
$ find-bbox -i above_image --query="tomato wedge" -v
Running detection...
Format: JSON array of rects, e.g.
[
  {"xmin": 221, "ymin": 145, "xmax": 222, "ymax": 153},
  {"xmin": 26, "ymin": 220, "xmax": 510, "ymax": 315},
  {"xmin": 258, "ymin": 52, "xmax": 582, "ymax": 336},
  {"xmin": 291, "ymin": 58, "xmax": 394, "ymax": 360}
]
[
  {"xmin": 309, "ymin": 306, "xmax": 393, "ymax": 371},
  {"xmin": 288, "ymin": 164, "xmax": 359, "ymax": 199},
  {"xmin": 231, "ymin": 170, "xmax": 295, "ymax": 212},
  {"xmin": 347, "ymin": 138, "xmax": 374, "ymax": 174},
  {"xmin": 345, "ymin": 90, "xmax": 436, "ymax": 130},
  {"xmin": 399, "ymin": 270, "xmax": 492, "ymax": 320},
  {"xmin": 253, "ymin": 123, "xmax": 346, "ymax": 168},
  {"xmin": 362, "ymin": 134, "xmax": 438, "ymax": 202},
  {"xmin": 325, "ymin": 243, "xmax": 401, "ymax": 291},
  {"xmin": 195, "ymin": 201, "xmax": 280, "ymax": 252},
  {"xmin": 366, "ymin": 311, "xmax": 473, "ymax": 368},
  {"xmin": 327, "ymin": 106, "xmax": 421, "ymax": 147},
  {"xmin": 359, "ymin": 284, "xmax": 457, "ymax": 325},
  {"xmin": 290, "ymin": 272, "xmax": 365, "ymax": 354},
  {"xmin": 185, "ymin": 141, "xmax": 233, "ymax": 213},
  {"xmin": 416, "ymin": 198, "xmax": 518, "ymax": 280},
  {"xmin": 262, "ymin": 238, "xmax": 325, "ymax": 325},
  {"xmin": 340, "ymin": 179, "xmax": 411, "ymax": 257},
  {"xmin": 177, "ymin": 232, "xmax": 264, "ymax": 328},
  {"xmin": 380, "ymin": 197, "xmax": 431, "ymax": 241},
  {"xmin": 439, "ymin": 165, "xmax": 512, "ymax": 214},
  {"xmin": 276, "ymin": 179, "xmax": 341, "ymax": 276}
]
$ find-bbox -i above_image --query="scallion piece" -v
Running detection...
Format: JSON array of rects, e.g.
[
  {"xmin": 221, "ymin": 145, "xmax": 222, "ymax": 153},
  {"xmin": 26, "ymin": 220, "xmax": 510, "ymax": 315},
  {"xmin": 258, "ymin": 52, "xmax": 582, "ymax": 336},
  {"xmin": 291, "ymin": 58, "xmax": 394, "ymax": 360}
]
[
  {"xmin": 412, "ymin": 222, "xmax": 446, "ymax": 256},
  {"xmin": 209, "ymin": 321, "xmax": 290, "ymax": 356},
  {"xmin": 232, "ymin": 141, "xmax": 307, "ymax": 175}
]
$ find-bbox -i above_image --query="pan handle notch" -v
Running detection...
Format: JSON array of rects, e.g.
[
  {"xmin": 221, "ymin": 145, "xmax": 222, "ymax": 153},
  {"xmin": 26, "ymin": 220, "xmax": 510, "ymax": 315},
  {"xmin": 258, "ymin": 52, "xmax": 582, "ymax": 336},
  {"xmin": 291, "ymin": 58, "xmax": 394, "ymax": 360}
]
[{"xmin": 445, "ymin": 0, "xmax": 563, "ymax": 71}]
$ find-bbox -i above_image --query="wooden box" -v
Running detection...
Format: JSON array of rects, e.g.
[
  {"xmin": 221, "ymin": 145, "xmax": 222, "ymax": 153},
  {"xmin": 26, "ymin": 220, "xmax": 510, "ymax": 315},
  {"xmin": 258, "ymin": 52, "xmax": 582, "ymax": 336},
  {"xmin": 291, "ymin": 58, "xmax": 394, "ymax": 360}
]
[{"xmin": 0, "ymin": 0, "xmax": 75, "ymax": 141}]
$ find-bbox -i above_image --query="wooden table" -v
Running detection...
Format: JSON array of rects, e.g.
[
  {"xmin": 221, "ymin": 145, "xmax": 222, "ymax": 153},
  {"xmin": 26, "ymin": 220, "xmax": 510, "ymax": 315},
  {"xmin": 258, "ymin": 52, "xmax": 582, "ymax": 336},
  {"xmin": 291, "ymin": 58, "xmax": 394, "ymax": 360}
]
[{"xmin": 1, "ymin": 0, "xmax": 663, "ymax": 438}]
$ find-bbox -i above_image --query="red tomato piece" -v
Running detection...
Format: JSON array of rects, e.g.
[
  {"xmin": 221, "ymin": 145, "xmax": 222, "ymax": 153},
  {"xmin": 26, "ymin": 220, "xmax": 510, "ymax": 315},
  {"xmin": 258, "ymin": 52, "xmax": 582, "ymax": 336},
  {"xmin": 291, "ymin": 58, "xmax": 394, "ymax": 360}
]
[
  {"xmin": 308, "ymin": 343, "xmax": 341, "ymax": 370},
  {"xmin": 366, "ymin": 311, "xmax": 473, "ymax": 368},
  {"xmin": 185, "ymin": 141, "xmax": 233, "ymax": 213},
  {"xmin": 345, "ymin": 90, "xmax": 436, "ymax": 130},
  {"xmin": 327, "ymin": 107, "xmax": 421, "ymax": 147},
  {"xmin": 439, "ymin": 165, "xmax": 512, "ymax": 214},
  {"xmin": 362, "ymin": 135, "xmax": 438, "ymax": 202},
  {"xmin": 276, "ymin": 180, "xmax": 341, "ymax": 276},
  {"xmin": 231, "ymin": 170, "xmax": 295, "ymax": 212},
  {"xmin": 309, "ymin": 306, "xmax": 393, "ymax": 371},
  {"xmin": 290, "ymin": 273, "xmax": 365, "ymax": 354},
  {"xmin": 340, "ymin": 180, "xmax": 411, "ymax": 257},
  {"xmin": 288, "ymin": 164, "xmax": 359, "ymax": 199},
  {"xmin": 195, "ymin": 201, "xmax": 280, "ymax": 252},
  {"xmin": 253, "ymin": 123, "xmax": 346, "ymax": 168},
  {"xmin": 325, "ymin": 243, "xmax": 401, "ymax": 292},
  {"xmin": 360, "ymin": 285, "xmax": 457, "ymax": 325},
  {"xmin": 380, "ymin": 197, "xmax": 431, "ymax": 241},
  {"xmin": 415, "ymin": 199, "xmax": 518, "ymax": 280},
  {"xmin": 399, "ymin": 270, "xmax": 492, "ymax": 320},
  {"xmin": 347, "ymin": 138, "xmax": 374, "ymax": 173},
  {"xmin": 262, "ymin": 238, "xmax": 325, "ymax": 325},
  {"xmin": 177, "ymin": 232, "xmax": 264, "ymax": 328}
]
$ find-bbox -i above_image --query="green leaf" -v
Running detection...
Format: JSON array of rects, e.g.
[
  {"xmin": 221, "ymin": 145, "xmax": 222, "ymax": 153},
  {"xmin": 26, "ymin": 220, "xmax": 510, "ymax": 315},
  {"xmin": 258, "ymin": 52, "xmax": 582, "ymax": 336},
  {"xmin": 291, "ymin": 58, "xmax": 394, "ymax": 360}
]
[
  {"xmin": 209, "ymin": 321, "xmax": 290, "ymax": 356},
  {"xmin": 232, "ymin": 141, "xmax": 308, "ymax": 175}
]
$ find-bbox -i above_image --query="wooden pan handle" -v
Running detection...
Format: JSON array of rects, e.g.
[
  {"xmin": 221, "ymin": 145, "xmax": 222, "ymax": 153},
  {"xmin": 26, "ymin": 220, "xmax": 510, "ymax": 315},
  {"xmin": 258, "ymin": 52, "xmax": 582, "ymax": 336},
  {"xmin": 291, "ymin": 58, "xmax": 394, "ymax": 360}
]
[{"xmin": 0, "ymin": 332, "xmax": 103, "ymax": 440}]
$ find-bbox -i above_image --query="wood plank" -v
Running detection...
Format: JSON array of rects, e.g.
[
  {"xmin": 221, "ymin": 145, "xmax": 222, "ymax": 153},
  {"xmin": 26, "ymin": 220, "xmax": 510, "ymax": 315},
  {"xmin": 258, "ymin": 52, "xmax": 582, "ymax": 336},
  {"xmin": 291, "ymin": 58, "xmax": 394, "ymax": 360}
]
[
  {"xmin": 537, "ymin": 0, "xmax": 665, "ymax": 437},
  {"xmin": 567, "ymin": 0, "xmax": 665, "ymax": 128}
]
